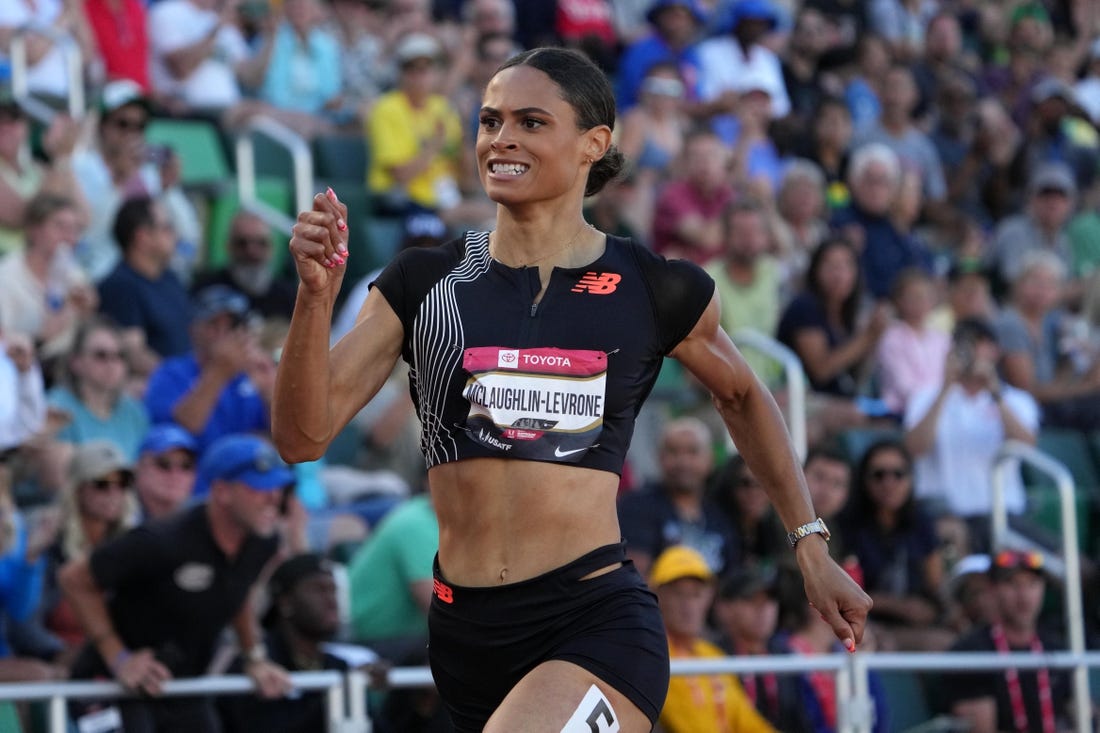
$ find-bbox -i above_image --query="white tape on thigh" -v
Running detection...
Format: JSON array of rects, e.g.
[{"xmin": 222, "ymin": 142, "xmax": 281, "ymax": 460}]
[{"xmin": 560, "ymin": 684, "xmax": 620, "ymax": 733}]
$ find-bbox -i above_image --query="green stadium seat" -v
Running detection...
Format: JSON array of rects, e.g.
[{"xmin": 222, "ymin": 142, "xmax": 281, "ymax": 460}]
[
  {"xmin": 1026, "ymin": 428, "xmax": 1100, "ymax": 495},
  {"xmin": 1021, "ymin": 428, "xmax": 1099, "ymax": 552},
  {"xmin": 878, "ymin": 671, "xmax": 934, "ymax": 733},
  {"xmin": 312, "ymin": 134, "xmax": 368, "ymax": 183},
  {"xmin": 146, "ymin": 117, "xmax": 232, "ymax": 192},
  {"xmin": 203, "ymin": 177, "xmax": 293, "ymax": 271}
]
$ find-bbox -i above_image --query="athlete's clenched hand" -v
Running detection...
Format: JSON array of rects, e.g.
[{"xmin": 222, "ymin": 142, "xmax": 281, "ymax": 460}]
[{"xmin": 289, "ymin": 187, "xmax": 350, "ymax": 296}]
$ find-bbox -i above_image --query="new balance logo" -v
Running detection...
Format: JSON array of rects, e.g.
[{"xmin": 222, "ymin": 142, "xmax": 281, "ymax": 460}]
[
  {"xmin": 433, "ymin": 578, "xmax": 454, "ymax": 604},
  {"xmin": 572, "ymin": 272, "xmax": 621, "ymax": 295}
]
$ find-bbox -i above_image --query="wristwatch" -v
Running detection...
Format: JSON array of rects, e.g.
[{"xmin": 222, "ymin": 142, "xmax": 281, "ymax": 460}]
[{"xmin": 787, "ymin": 517, "xmax": 831, "ymax": 549}]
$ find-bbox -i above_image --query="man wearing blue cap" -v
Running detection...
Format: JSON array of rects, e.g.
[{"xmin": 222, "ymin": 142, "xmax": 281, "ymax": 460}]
[
  {"xmin": 134, "ymin": 423, "xmax": 199, "ymax": 521},
  {"xmin": 60, "ymin": 433, "xmax": 295, "ymax": 732}
]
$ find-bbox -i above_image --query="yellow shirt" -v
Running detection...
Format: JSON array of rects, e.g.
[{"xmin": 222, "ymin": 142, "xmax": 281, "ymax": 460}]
[
  {"xmin": 366, "ymin": 90, "xmax": 462, "ymax": 208},
  {"xmin": 659, "ymin": 638, "xmax": 777, "ymax": 733}
]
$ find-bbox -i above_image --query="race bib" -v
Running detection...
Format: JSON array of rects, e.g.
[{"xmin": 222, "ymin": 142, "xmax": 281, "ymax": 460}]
[{"xmin": 462, "ymin": 346, "xmax": 607, "ymax": 462}]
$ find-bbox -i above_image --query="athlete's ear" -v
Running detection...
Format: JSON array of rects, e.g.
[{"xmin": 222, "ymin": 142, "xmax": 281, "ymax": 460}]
[{"xmin": 582, "ymin": 125, "xmax": 612, "ymax": 163}]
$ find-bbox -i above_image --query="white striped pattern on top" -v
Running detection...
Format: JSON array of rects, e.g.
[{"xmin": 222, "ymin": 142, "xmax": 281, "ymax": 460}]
[{"xmin": 410, "ymin": 231, "xmax": 492, "ymax": 467}]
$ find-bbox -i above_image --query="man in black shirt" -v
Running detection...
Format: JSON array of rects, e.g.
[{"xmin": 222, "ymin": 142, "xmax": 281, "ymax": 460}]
[
  {"xmin": 60, "ymin": 433, "xmax": 296, "ymax": 732},
  {"xmin": 945, "ymin": 548, "xmax": 1070, "ymax": 733},
  {"xmin": 219, "ymin": 552, "xmax": 350, "ymax": 733}
]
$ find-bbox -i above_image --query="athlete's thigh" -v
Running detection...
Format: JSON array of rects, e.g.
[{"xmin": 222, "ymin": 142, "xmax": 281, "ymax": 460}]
[{"xmin": 484, "ymin": 659, "xmax": 653, "ymax": 733}]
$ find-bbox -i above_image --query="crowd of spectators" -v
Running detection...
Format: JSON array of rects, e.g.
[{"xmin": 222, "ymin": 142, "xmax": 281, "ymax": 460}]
[{"xmin": 2, "ymin": 0, "xmax": 1100, "ymax": 729}]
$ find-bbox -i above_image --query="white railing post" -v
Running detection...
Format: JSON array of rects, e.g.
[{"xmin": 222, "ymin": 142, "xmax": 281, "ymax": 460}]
[
  {"xmin": 327, "ymin": 675, "xmax": 346, "ymax": 733},
  {"xmin": 731, "ymin": 328, "xmax": 808, "ymax": 461},
  {"xmin": 234, "ymin": 116, "xmax": 313, "ymax": 237},
  {"xmin": 10, "ymin": 23, "xmax": 84, "ymax": 120},
  {"xmin": 992, "ymin": 438, "xmax": 1088, "ymax": 733},
  {"xmin": 48, "ymin": 695, "xmax": 66, "ymax": 733},
  {"xmin": 845, "ymin": 651, "xmax": 876, "ymax": 733},
  {"xmin": 346, "ymin": 668, "xmax": 371, "ymax": 733}
]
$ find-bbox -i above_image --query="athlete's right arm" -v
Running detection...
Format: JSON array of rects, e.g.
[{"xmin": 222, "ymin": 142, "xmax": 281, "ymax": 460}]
[{"xmin": 272, "ymin": 189, "xmax": 404, "ymax": 463}]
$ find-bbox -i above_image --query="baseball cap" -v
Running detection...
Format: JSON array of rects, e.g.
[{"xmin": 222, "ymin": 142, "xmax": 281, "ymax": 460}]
[
  {"xmin": 140, "ymin": 423, "xmax": 197, "ymax": 457},
  {"xmin": 1030, "ymin": 77, "xmax": 1076, "ymax": 105},
  {"xmin": 718, "ymin": 565, "xmax": 777, "ymax": 601},
  {"xmin": 727, "ymin": 0, "xmax": 779, "ymax": 30},
  {"xmin": 395, "ymin": 33, "xmax": 442, "ymax": 66},
  {"xmin": 269, "ymin": 552, "xmax": 335, "ymax": 599},
  {"xmin": 100, "ymin": 79, "xmax": 151, "ymax": 116},
  {"xmin": 1028, "ymin": 161, "xmax": 1076, "ymax": 197},
  {"xmin": 649, "ymin": 545, "xmax": 714, "ymax": 587},
  {"xmin": 195, "ymin": 434, "xmax": 295, "ymax": 494},
  {"xmin": 70, "ymin": 440, "xmax": 134, "ymax": 486},
  {"xmin": 645, "ymin": 0, "xmax": 706, "ymax": 26},
  {"xmin": 192, "ymin": 284, "xmax": 252, "ymax": 322},
  {"xmin": 947, "ymin": 553, "xmax": 991, "ymax": 598}
]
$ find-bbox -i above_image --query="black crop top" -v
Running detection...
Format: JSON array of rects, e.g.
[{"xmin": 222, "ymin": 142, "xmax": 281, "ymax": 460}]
[{"xmin": 371, "ymin": 231, "xmax": 715, "ymax": 475}]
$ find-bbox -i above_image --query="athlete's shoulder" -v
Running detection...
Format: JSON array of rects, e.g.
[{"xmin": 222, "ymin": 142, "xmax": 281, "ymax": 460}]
[{"xmin": 608, "ymin": 235, "xmax": 713, "ymax": 285}]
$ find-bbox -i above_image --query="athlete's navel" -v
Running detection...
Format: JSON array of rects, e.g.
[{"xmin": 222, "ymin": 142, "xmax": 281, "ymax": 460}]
[{"xmin": 499, "ymin": 567, "xmax": 508, "ymax": 583}]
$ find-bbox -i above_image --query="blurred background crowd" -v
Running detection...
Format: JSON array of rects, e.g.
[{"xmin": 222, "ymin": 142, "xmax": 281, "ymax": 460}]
[{"xmin": 1, "ymin": 0, "xmax": 1100, "ymax": 728}]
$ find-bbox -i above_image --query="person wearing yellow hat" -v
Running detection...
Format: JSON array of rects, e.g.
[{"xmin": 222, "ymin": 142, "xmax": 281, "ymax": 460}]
[{"xmin": 651, "ymin": 545, "xmax": 777, "ymax": 732}]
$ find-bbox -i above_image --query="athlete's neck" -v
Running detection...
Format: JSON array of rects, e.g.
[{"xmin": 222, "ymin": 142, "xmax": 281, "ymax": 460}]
[{"xmin": 492, "ymin": 205, "xmax": 601, "ymax": 270}]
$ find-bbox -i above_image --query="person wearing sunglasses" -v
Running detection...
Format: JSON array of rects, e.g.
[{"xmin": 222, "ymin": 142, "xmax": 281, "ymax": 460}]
[
  {"xmin": 71, "ymin": 79, "xmax": 202, "ymax": 284},
  {"xmin": 60, "ymin": 433, "xmax": 294, "ymax": 731},
  {"xmin": 839, "ymin": 438, "xmax": 954, "ymax": 652},
  {"xmin": 28, "ymin": 317, "xmax": 149, "ymax": 496},
  {"xmin": 946, "ymin": 548, "xmax": 1071, "ymax": 733},
  {"xmin": 8, "ymin": 440, "xmax": 136, "ymax": 671},
  {"xmin": 191, "ymin": 210, "xmax": 299, "ymax": 321},
  {"xmin": 134, "ymin": 424, "xmax": 198, "ymax": 522}
]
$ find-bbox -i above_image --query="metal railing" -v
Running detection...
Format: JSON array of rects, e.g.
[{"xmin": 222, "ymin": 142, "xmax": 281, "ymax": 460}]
[
  {"xmin": 732, "ymin": 328, "xmax": 808, "ymax": 461},
  {"xmin": 9, "ymin": 23, "xmax": 85, "ymax": 122},
  {"xmin": 235, "ymin": 115, "xmax": 314, "ymax": 237},
  {"xmin": 991, "ymin": 439, "xmax": 1090, "ymax": 733},
  {"xmin": 2, "ymin": 650, "xmax": 1098, "ymax": 733}
]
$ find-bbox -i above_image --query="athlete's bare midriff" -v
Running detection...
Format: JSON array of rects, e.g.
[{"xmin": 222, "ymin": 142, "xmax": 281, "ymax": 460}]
[{"xmin": 429, "ymin": 457, "xmax": 623, "ymax": 587}]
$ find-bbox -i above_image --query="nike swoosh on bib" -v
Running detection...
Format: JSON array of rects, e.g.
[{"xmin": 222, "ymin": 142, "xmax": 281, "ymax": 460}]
[{"xmin": 554, "ymin": 446, "xmax": 587, "ymax": 458}]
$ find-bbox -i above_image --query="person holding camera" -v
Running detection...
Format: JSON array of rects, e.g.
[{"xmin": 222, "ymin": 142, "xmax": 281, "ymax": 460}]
[
  {"xmin": 902, "ymin": 318, "xmax": 1038, "ymax": 553},
  {"xmin": 144, "ymin": 285, "xmax": 269, "ymax": 457}
]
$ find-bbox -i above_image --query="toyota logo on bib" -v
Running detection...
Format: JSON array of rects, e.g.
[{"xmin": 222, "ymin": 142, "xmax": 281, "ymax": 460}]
[{"xmin": 498, "ymin": 349, "xmax": 519, "ymax": 369}]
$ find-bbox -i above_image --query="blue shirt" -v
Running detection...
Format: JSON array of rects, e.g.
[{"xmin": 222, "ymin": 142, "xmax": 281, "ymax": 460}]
[
  {"xmin": 48, "ymin": 385, "xmax": 150, "ymax": 461},
  {"xmin": 259, "ymin": 23, "xmax": 341, "ymax": 115},
  {"xmin": 98, "ymin": 262, "xmax": 193, "ymax": 358},
  {"xmin": 0, "ymin": 515, "xmax": 46, "ymax": 659},
  {"xmin": 144, "ymin": 354, "xmax": 268, "ymax": 460}
]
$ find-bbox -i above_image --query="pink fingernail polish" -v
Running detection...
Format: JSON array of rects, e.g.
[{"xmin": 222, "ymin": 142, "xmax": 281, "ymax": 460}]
[
  {"xmin": 337, "ymin": 219, "xmax": 347, "ymax": 231},
  {"xmin": 326, "ymin": 187, "xmax": 337, "ymax": 202},
  {"xmin": 844, "ymin": 639, "xmax": 856, "ymax": 653}
]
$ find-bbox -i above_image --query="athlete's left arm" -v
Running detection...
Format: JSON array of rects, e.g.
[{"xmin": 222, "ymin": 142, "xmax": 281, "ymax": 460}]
[{"xmin": 670, "ymin": 293, "xmax": 873, "ymax": 648}]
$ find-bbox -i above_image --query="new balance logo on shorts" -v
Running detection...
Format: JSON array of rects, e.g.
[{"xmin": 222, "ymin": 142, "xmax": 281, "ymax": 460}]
[
  {"xmin": 572, "ymin": 272, "xmax": 621, "ymax": 294},
  {"xmin": 433, "ymin": 578, "xmax": 454, "ymax": 604}
]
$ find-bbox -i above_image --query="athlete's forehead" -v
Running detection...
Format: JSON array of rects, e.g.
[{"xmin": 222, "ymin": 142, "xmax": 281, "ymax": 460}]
[{"xmin": 481, "ymin": 65, "xmax": 572, "ymax": 119}]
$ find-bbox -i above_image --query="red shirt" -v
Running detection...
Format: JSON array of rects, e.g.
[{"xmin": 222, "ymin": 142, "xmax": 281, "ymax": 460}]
[{"xmin": 84, "ymin": 0, "xmax": 150, "ymax": 91}]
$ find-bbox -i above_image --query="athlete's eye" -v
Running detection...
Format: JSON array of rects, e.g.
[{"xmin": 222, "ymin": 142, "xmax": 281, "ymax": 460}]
[
  {"xmin": 479, "ymin": 116, "xmax": 500, "ymax": 130},
  {"xmin": 522, "ymin": 117, "xmax": 545, "ymax": 129}
]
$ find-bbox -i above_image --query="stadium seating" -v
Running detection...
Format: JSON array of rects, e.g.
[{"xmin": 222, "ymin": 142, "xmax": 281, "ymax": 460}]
[{"xmin": 146, "ymin": 117, "xmax": 233, "ymax": 193}]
